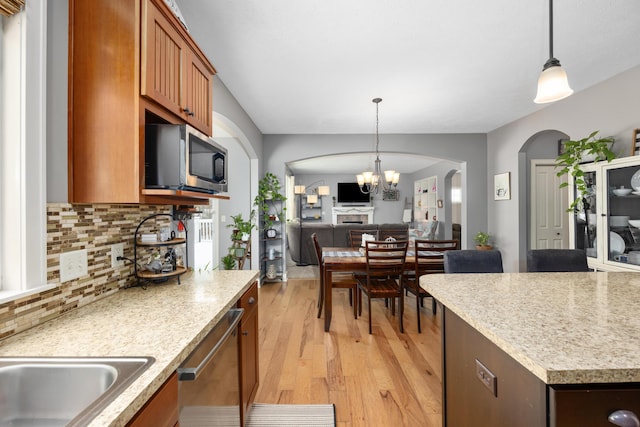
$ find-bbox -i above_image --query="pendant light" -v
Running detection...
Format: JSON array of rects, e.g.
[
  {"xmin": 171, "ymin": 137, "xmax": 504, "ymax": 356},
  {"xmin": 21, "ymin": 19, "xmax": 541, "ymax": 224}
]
[
  {"xmin": 534, "ymin": 0, "xmax": 573, "ymax": 104},
  {"xmin": 356, "ymin": 98, "xmax": 399, "ymax": 194}
]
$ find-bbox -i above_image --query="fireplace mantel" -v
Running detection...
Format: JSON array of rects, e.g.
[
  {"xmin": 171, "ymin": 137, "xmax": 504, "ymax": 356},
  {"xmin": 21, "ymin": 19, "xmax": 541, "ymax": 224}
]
[{"xmin": 332, "ymin": 207, "xmax": 375, "ymax": 225}]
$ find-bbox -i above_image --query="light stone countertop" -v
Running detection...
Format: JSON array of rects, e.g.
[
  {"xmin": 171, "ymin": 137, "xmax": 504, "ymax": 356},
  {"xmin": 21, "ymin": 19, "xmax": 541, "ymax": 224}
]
[
  {"xmin": 420, "ymin": 271, "xmax": 640, "ymax": 385},
  {"xmin": 0, "ymin": 270, "xmax": 259, "ymax": 427}
]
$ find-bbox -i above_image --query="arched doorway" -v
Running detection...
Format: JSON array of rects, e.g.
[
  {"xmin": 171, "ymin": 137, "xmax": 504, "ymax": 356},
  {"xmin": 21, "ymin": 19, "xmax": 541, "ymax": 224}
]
[{"xmin": 518, "ymin": 130, "xmax": 570, "ymax": 271}]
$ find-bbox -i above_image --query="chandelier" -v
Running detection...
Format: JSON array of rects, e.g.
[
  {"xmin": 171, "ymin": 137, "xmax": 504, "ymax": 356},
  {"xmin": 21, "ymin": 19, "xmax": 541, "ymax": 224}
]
[{"xmin": 356, "ymin": 98, "xmax": 399, "ymax": 194}]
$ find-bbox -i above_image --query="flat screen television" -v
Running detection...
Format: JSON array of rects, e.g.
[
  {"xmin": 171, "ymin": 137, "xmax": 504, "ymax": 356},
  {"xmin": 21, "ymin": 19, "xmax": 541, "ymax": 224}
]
[{"xmin": 337, "ymin": 182, "xmax": 370, "ymax": 203}]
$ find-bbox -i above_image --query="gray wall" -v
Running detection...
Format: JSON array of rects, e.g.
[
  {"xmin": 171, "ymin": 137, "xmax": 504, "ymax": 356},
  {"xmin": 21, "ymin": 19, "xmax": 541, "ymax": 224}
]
[
  {"xmin": 264, "ymin": 133, "xmax": 487, "ymax": 248},
  {"xmin": 488, "ymin": 65, "xmax": 640, "ymax": 272}
]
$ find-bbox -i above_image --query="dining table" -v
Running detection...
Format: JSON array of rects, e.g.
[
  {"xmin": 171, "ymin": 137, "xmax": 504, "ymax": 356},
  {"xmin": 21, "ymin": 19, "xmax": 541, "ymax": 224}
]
[{"xmin": 321, "ymin": 246, "xmax": 444, "ymax": 332}]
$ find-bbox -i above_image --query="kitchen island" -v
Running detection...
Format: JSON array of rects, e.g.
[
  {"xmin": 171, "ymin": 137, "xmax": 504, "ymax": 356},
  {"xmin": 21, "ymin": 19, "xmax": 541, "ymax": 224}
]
[
  {"xmin": 0, "ymin": 270, "xmax": 259, "ymax": 426},
  {"xmin": 421, "ymin": 271, "xmax": 640, "ymax": 427}
]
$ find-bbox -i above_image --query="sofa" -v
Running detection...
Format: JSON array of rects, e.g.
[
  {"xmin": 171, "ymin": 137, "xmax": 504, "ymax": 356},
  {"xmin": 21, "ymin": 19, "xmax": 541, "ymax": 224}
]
[{"xmin": 287, "ymin": 222, "xmax": 410, "ymax": 265}]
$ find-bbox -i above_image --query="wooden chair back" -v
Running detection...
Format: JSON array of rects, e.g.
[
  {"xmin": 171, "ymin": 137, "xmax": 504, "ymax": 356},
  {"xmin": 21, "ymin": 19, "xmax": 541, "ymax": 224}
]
[
  {"xmin": 311, "ymin": 232, "xmax": 323, "ymax": 272},
  {"xmin": 364, "ymin": 240, "xmax": 409, "ymax": 280},
  {"xmin": 379, "ymin": 228, "xmax": 409, "ymax": 242},
  {"xmin": 349, "ymin": 229, "xmax": 379, "ymax": 248},
  {"xmin": 414, "ymin": 239, "xmax": 459, "ymax": 275}
]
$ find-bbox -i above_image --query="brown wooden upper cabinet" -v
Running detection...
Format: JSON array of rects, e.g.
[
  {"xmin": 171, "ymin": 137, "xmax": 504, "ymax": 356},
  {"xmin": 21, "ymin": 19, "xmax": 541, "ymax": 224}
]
[
  {"xmin": 141, "ymin": 0, "xmax": 213, "ymax": 135},
  {"xmin": 69, "ymin": 0, "xmax": 216, "ymax": 205}
]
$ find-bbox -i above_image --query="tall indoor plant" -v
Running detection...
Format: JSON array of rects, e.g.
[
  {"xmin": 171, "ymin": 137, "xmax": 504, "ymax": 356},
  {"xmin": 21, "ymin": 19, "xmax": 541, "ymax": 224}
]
[
  {"xmin": 555, "ymin": 130, "xmax": 616, "ymax": 212},
  {"xmin": 254, "ymin": 172, "xmax": 287, "ymax": 229}
]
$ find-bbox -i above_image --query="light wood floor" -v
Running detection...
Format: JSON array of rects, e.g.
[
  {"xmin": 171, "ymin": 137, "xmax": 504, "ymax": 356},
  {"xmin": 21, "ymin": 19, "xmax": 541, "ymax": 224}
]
[{"xmin": 254, "ymin": 277, "xmax": 443, "ymax": 426}]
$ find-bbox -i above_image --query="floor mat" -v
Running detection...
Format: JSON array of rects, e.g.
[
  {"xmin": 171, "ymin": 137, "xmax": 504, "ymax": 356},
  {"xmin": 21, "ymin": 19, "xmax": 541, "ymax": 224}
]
[
  {"xmin": 247, "ymin": 403, "xmax": 336, "ymax": 427},
  {"xmin": 179, "ymin": 403, "xmax": 336, "ymax": 427}
]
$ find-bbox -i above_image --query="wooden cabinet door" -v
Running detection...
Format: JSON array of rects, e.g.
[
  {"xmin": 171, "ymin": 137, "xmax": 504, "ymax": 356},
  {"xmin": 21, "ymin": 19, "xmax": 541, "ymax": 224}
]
[
  {"xmin": 127, "ymin": 372, "xmax": 178, "ymax": 427},
  {"xmin": 184, "ymin": 50, "xmax": 213, "ymax": 135},
  {"xmin": 550, "ymin": 385, "xmax": 640, "ymax": 427},
  {"xmin": 238, "ymin": 282, "xmax": 259, "ymax": 426},
  {"xmin": 141, "ymin": 0, "xmax": 185, "ymax": 118}
]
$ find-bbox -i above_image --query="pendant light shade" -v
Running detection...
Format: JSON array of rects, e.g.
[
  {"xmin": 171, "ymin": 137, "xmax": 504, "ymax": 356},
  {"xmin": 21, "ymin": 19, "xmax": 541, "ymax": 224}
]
[
  {"xmin": 534, "ymin": 0, "xmax": 573, "ymax": 104},
  {"xmin": 534, "ymin": 58, "xmax": 573, "ymax": 104}
]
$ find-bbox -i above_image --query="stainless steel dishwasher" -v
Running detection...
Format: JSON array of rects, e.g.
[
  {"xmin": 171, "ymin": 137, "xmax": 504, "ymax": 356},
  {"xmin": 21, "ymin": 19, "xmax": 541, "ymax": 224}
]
[{"xmin": 177, "ymin": 308, "xmax": 244, "ymax": 427}]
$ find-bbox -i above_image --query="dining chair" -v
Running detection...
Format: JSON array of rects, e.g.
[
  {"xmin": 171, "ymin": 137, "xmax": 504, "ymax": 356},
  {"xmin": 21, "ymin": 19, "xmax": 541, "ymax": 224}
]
[
  {"xmin": 526, "ymin": 249, "xmax": 589, "ymax": 272},
  {"xmin": 311, "ymin": 233, "xmax": 358, "ymax": 319},
  {"xmin": 348, "ymin": 229, "xmax": 379, "ymax": 248},
  {"xmin": 379, "ymin": 228, "xmax": 409, "ymax": 242},
  {"xmin": 444, "ymin": 249, "xmax": 503, "ymax": 273},
  {"xmin": 403, "ymin": 239, "xmax": 459, "ymax": 332},
  {"xmin": 356, "ymin": 240, "xmax": 409, "ymax": 334}
]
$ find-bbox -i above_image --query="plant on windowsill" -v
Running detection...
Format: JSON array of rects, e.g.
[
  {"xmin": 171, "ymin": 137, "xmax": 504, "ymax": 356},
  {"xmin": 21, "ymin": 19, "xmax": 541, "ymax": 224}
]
[
  {"xmin": 474, "ymin": 231, "xmax": 493, "ymax": 250},
  {"xmin": 254, "ymin": 172, "xmax": 287, "ymax": 229},
  {"xmin": 555, "ymin": 130, "xmax": 616, "ymax": 213}
]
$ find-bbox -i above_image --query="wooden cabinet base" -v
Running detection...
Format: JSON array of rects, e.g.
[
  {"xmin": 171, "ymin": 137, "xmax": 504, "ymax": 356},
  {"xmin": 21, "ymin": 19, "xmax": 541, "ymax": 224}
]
[
  {"xmin": 443, "ymin": 308, "xmax": 546, "ymax": 427},
  {"xmin": 550, "ymin": 385, "xmax": 640, "ymax": 426},
  {"xmin": 238, "ymin": 282, "xmax": 259, "ymax": 426},
  {"xmin": 127, "ymin": 373, "xmax": 178, "ymax": 427}
]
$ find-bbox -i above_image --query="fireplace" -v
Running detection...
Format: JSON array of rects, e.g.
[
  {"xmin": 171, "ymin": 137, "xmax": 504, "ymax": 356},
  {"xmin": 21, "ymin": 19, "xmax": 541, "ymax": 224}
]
[{"xmin": 332, "ymin": 207, "xmax": 375, "ymax": 225}]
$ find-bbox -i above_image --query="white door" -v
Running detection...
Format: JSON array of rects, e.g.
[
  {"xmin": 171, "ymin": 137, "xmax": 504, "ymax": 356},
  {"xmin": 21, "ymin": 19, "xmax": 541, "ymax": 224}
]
[{"xmin": 531, "ymin": 162, "xmax": 569, "ymax": 249}]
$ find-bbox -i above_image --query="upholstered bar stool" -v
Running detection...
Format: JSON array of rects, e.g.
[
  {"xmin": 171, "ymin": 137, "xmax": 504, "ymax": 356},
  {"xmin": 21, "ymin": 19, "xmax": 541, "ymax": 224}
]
[
  {"xmin": 526, "ymin": 249, "xmax": 589, "ymax": 272},
  {"xmin": 444, "ymin": 250, "xmax": 504, "ymax": 273}
]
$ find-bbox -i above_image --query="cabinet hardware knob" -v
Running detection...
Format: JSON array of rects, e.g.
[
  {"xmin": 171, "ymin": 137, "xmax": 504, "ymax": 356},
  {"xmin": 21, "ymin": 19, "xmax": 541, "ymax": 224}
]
[
  {"xmin": 608, "ymin": 410, "xmax": 640, "ymax": 427},
  {"xmin": 242, "ymin": 331, "xmax": 249, "ymax": 336},
  {"xmin": 183, "ymin": 107, "xmax": 195, "ymax": 117},
  {"xmin": 248, "ymin": 297, "xmax": 256, "ymax": 305}
]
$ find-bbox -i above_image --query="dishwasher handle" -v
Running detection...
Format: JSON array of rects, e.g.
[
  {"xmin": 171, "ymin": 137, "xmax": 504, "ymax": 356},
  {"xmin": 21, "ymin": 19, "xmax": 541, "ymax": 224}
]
[{"xmin": 177, "ymin": 308, "xmax": 244, "ymax": 381}]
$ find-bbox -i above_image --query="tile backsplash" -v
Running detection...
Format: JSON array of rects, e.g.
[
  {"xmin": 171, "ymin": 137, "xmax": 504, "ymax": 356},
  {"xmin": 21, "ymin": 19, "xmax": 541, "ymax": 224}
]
[{"xmin": 0, "ymin": 203, "xmax": 171, "ymax": 340}]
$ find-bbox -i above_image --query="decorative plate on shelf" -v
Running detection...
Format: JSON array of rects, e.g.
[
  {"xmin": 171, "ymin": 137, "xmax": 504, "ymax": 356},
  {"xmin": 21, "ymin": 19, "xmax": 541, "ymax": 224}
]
[{"xmin": 631, "ymin": 169, "xmax": 640, "ymax": 189}]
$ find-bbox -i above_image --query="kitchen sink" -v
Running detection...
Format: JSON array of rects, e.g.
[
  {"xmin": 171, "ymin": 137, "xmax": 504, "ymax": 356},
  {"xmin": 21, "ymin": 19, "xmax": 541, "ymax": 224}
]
[{"xmin": 0, "ymin": 356, "xmax": 155, "ymax": 427}]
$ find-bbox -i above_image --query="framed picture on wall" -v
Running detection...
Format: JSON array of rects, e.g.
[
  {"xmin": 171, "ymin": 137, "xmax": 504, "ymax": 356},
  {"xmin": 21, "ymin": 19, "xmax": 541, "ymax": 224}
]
[
  {"xmin": 494, "ymin": 172, "xmax": 511, "ymax": 200},
  {"xmin": 382, "ymin": 189, "xmax": 400, "ymax": 201}
]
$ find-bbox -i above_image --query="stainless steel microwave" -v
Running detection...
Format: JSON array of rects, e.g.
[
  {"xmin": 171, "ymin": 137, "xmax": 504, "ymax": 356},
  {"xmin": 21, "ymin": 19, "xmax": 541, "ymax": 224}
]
[{"xmin": 145, "ymin": 124, "xmax": 228, "ymax": 194}]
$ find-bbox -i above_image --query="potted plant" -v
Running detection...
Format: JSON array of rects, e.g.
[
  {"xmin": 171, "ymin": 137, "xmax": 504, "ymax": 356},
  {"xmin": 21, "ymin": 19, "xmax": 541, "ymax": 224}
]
[
  {"xmin": 556, "ymin": 130, "xmax": 616, "ymax": 212},
  {"xmin": 227, "ymin": 210, "xmax": 255, "ymax": 241},
  {"xmin": 254, "ymin": 172, "xmax": 287, "ymax": 229},
  {"xmin": 474, "ymin": 231, "xmax": 493, "ymax": 250},
  {"xmin": 221, "ymin": 253, "xmax": 236, "ymax": 270}
]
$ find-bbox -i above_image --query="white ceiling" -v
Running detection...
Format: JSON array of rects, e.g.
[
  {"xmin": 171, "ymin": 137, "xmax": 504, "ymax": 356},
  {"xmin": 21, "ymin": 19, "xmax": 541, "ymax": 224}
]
[{"xmin": 175, "ymin": 1, "xmax": 640, "ymax": 174}]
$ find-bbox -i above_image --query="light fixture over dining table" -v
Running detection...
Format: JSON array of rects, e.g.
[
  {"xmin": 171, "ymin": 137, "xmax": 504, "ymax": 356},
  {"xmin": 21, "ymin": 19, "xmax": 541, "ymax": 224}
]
[{"xmin": 357, "ymin": 98, "xmax": 399, "ymax": 194}]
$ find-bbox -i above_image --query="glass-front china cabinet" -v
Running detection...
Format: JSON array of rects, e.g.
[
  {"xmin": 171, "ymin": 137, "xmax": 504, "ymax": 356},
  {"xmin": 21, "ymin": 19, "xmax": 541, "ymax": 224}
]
[{"xmin": 569, "ymin": 156, "xmax": 640, "ymax": 271}]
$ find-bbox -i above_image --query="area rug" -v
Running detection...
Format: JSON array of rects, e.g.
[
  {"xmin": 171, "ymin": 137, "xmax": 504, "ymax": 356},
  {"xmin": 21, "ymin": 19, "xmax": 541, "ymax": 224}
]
[
  {"xmin": 247, "ymin": 403, "xmax": 336, "ymax": 427},
  {"xmin": 286, "ymin": 265, "xmax": 319, "ymax": 280}
]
